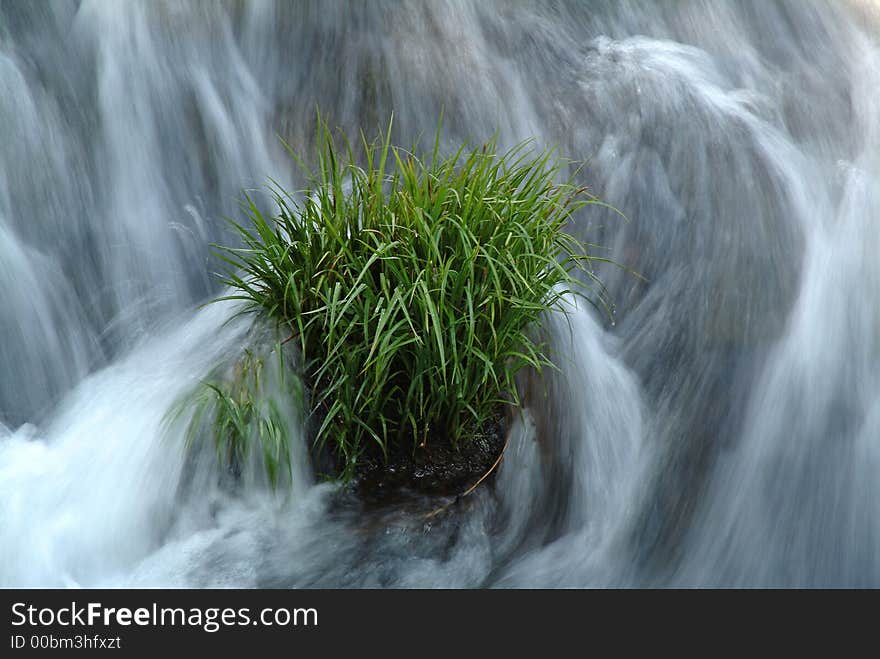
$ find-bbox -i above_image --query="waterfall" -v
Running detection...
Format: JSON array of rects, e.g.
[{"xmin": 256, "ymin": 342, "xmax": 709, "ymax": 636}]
[{"xmin": 1, "ymin": 0, "xmax": 878, "ymax": 587}]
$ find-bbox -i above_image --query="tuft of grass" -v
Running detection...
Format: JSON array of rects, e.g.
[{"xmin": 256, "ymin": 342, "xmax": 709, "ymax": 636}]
[
  {"xmin": 167, "ymin": 340, "xmax": 303, "ymax": 489},
  {"xmin": 202, "ymin": 117, "xmax": 606, "ymax": 483}
]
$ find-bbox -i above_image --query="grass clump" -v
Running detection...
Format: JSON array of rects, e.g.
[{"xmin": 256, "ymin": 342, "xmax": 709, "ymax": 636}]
[
  {"xmin": 200, "ymin": 118, "xmax": 604, "ymax": 484},
  {"xmin": 169, "ymin": 340, "xmax": 304, "ymax": 489}
]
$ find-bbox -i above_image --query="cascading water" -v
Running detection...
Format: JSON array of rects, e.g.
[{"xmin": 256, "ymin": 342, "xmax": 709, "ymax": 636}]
[{"xmin": 1, "ymin": 0, "xmax": 878, "ymax": 587}]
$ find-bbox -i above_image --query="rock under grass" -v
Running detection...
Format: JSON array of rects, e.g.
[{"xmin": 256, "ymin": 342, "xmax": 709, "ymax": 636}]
[{"xmin": 351, "ymin": 408, "xmax": 508, "ymax": 503}]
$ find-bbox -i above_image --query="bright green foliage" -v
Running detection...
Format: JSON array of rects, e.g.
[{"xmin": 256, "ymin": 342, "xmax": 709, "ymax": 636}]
[{"xmin": 212, "ymin": 118, "xmax": 604, "ymax": 481}]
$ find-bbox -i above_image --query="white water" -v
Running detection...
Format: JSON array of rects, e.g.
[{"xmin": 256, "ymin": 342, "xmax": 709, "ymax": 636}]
[{"xmin": 1, "ymin": 0, "xmax": 879, "ymax": 586}]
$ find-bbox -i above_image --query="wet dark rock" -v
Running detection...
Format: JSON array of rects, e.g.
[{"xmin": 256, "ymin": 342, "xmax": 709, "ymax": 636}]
[{"xmin": 350, "ymin": 408, "xmax": 508, "ymax": 505}]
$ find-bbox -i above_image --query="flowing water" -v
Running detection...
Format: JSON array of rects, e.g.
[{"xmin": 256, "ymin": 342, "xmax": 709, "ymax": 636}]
[{"xmin": 1, "ymin": 0, "xmax": 879, "ymax": 587}]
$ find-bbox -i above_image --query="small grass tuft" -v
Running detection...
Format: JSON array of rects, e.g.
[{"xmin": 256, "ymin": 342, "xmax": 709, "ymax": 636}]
[{"xmin": 167, "ymin": 338, "xmax": 303, "ymax": 489}]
